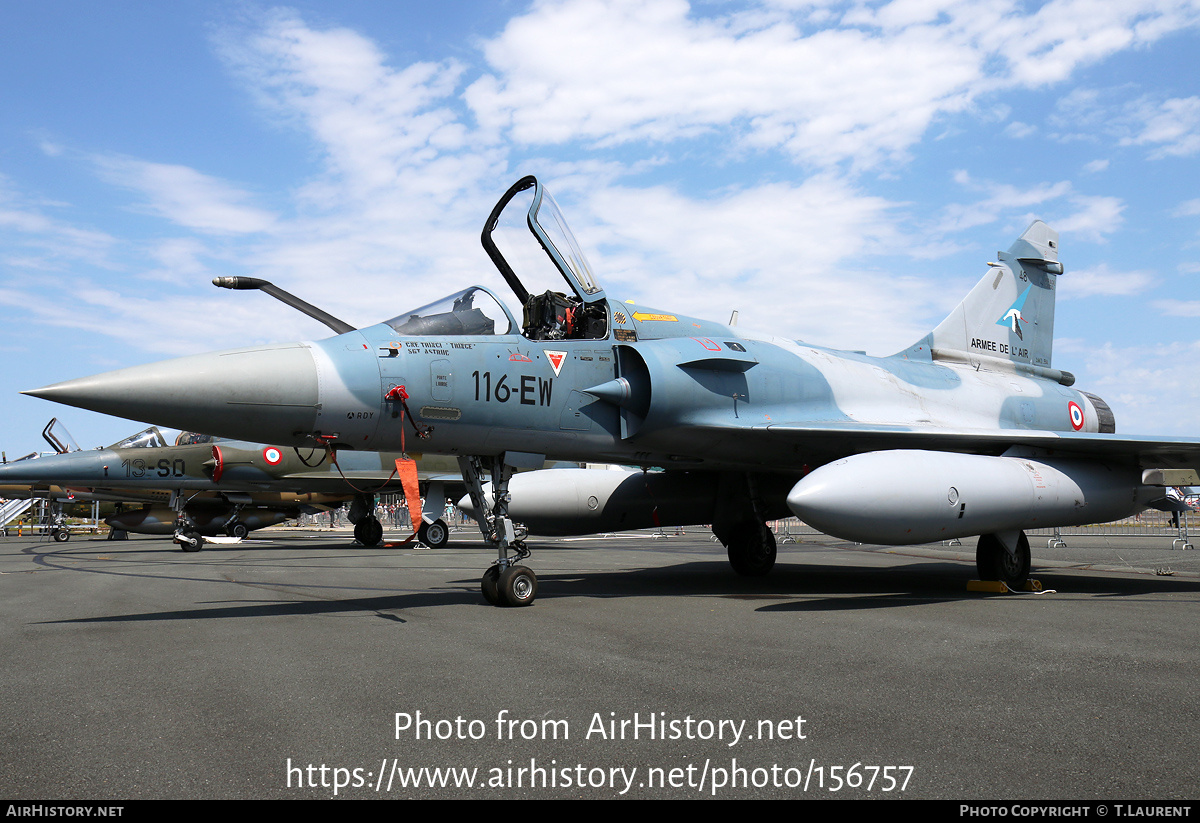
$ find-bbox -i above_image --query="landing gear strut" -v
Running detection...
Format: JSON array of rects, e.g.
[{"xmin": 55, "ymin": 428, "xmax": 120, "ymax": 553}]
[
  {"xmin": 223, "ymin": 504, "xmax": 249, "ymax": 539},
  {"xmin": 976, "ymin": 531, "xmax": 1031, "ymax": 588},
  {"xmin": 47, "ymin": 501, "xmax": 70, "ymax": 542},
  {"xmin": 712, "ymin": 474, "xmax": 777, "ymax": 577},
  {"xmin": 169, "ymin": 490, "xmax": 205, "ymax": 552},
  {"xmin": 459, "ymin": 453, "xmax": 539, "ymax": 606}
]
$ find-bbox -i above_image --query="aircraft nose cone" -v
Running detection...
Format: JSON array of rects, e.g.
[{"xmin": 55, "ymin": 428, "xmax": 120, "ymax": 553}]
[
  {"xmin": 0, "ymin": 450, "xmax": 110, "ymax": 485},
  {"xmin": 24, "ymin": 343, "xmax": 321, "ymax": 444}
]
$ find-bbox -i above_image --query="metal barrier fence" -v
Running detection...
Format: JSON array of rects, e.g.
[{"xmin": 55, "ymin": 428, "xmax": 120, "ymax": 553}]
[{"xmin": 767, "ymin": 510, "xmax": 1195, "ymax": 550}]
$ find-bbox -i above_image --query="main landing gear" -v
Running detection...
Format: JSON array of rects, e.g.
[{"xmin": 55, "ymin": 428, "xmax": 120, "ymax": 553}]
[
  {"xmin": 353, "ymin": 516, "xmax": 383, "ymax": 546},
  {"xmin": 976, "ymin": 531, "xmax": 1032, "ymax": 589},
  {"xmin": 349, "ymin": 494, "xmax": 383, "ymax": 547},
  {"xmin": 459, "ymin": 453, "xmax": 539, "ymax": 606},
  {"xmin": 717, "ymin": 519, "xmax": 777, "ymax": 577},
  {"xmin": 711, "ymin": 474, "xmax": 777, "ymax": 577},
  {"xmin": 223, "ymin": 504, "xmax": 249, "ymax": 539}
]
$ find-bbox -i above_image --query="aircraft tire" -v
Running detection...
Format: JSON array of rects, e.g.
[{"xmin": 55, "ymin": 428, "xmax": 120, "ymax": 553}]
[
  {"xmin": 355, "ymin": 517, "xmax": 383, "ymax": 547},
  {"xmin": 179, "ymin": 531, "xmax": 205, "ymax": 552},
  {"xmin": 226, "ymin": 521, "xmax": 249, "ymax": 539},
  {"xmin": 53, "ymin": 528, "xmax": 70, "ymax": 543},
  {"xmin": 976, "ymin": 532, "xmax": 1031, "ymax": 588},
  {"xmin": 726, "ymin": 520, "xmax": 776, "ymax": 576},
  {"xmin": 418, "ymin": 519, "xmax": 449, "ymax": 548},
  {"xmin": 498, "ymin": 564, "xmax": 537, "ymax": 607},
  {"xmin": 481, "ymin": 566, "xmax": 502, "ymax": 606}
]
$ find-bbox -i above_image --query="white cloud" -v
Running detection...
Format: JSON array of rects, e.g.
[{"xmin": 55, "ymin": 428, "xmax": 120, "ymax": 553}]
[
  {"xmin": 1004, "ymin": 121, "xmax": 1037, "ymax": 138},
  {"xmin": 1174, "ymin": 198, "xmax": 1200, "ymax": 216},
  {"xmin": 1054, "ymin": 89, "xmax": 1200, "ymax": 158},
  {"xmin": 465, "ymin": 0, "xmax": 1200, "ymax": 171},
  {"xmin": 141, "ymin": 238, "xmax": 213, "ymax": 284},
  {"xmin": 0, "ymin": 174, "xmax": 116, "ymax": 269},
  {"xmin": 1060, "ymin": 263, "xmax": 1155, "ymax": 298},
  {"xmin": 1154, "ymin": 299, "xmax": 1200, "ymax": 316},
  {"xmin": 575, "ymin": 176, "xmax": 932, "ymax": 351},
  {"xmin": 1121, "ymin": 96, "xmax": 1200, "ymax": 157},
  {"xmin": 94, "ymin": 155, "xmax": 276, "ymax": 235},
  {"xmin": 0, "ymin": 280, "xmax": 311, "ymax": 356},
  {"xmin": 45, "ymin": 4, "xmax": 1161, "ymax": 356},
  {"xmin": 1070, "ymin": 340, "xmax": 1200, "ymax": 435},
  {"xmin": 941, "ymin": 171, "xmax": 1073, "ymax": 231},
  {"xmin": 1053, "ymin": 194, "xmax": 1125, "ymax": 241},
  {"xmin": 218, "ymin": 11, "xmax": 488, "ymax": 206}
]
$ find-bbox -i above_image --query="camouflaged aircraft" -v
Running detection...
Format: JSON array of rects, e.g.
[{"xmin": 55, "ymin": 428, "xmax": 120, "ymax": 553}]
[
  {"xmin": 26, "ymin": 175, "xmax": 1200, "ymax": 605},
  {"xmin": 0, "ymin": 423, "xmax": 460, "ymax": 550}
]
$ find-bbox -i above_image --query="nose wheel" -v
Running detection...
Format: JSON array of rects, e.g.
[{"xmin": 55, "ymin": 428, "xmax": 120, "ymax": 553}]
[
  {"xmin": 175, "ymin": 530, "xmax": 205, "ymax": 552},
  {"xmin": 417, "ymin": 518, "xmax": 449, "ymax": 548},
  {"xmin": 459, "ymin": 454, "xmax": 540, "ymax": 607},
  {"xmin": 481, "ymin": 562, "xmax": 538, "ymax": 607}
]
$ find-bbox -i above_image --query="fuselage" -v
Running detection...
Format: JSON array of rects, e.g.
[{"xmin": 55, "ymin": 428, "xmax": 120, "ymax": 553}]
[{"xmin": 171, "ymin": 294, "xmax": 1106, "ymax": 475}]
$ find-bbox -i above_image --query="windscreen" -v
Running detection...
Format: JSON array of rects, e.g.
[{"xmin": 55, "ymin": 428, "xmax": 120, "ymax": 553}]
[
  {"xmin": 107, "ymin": 427, "xmax": 168, "ymax": 450},
  {"xmin": 385, "ymin": 287, "xmax": 513, "ymax": 336}
]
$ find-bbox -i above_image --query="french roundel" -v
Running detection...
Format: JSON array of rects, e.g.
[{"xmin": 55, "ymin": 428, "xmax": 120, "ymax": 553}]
[
  {"xmin": 262, "ymin": 447, "xmax": 283, "ymax": 465},
  {"xmin": 1068, "ymin": 401, "xmax": 1085, "ymax": 431}
]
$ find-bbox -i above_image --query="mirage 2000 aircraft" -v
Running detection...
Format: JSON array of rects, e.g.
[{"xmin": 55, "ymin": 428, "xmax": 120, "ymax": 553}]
[{"xmin": 27, "ymin": 175, "xmax": 1200, "ymax": 606}]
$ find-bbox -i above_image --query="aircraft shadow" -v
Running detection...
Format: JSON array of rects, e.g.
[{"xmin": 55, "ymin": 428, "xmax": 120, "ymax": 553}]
[{"xmin": 35, "ymin": 553, "xmax": 1200, "ymax": 626}]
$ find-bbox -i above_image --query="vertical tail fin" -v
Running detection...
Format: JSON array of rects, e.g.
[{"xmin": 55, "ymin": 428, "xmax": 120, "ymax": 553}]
[{"xmin": 901, "ymin": 221, "xmax": 1062, "ymax": 371}]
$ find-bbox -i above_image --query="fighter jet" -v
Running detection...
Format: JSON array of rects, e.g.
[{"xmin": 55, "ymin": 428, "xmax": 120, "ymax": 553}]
[
  {"xmin": 27, "ymin": 175, "xmax": 1200, "ymax": 605},
  {"xmin": 0, "ymin": 423, "xmax": 461, "ymax": 550}
]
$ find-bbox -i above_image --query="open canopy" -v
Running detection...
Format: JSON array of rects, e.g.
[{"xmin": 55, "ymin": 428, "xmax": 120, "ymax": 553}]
[{"xmin": 481, "ymin": 176, "xmax": 609, "ymax": 341}]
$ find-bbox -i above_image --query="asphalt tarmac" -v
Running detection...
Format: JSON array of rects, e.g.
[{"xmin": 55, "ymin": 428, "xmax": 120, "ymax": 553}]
[{"xmin": 2, "ymin": 525, "xmax": 1198, "ymax": 800}]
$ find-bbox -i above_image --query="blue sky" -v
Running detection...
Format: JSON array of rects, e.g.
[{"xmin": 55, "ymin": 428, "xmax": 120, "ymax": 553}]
[{"xmin": 3, "ymin": 0, "xmax": 1200, "ymax": 457}]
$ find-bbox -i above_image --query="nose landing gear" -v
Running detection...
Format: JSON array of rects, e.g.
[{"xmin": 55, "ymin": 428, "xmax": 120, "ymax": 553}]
[{"xmin": 460, "ymin": 453, "xmax": 540, "ymax": 607}]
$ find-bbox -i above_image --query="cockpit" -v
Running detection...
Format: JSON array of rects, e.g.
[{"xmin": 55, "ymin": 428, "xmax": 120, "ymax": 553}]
[
  {"xmin": 107, "ymin": 427, "xmax": 170, "ymax": 450},
  {"xmin": 483, "ymin": 176, "xmax": 608, "ymax": 341},
  {"xmin": 383, "ymin": 176, "xmax": 609, "ymax": 342}
]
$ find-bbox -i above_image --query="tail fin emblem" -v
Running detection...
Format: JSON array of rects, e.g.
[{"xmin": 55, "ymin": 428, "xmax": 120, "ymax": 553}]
[{"xmin": 997, "ymin": 285, "xmax": 1032, "ymax": 340}]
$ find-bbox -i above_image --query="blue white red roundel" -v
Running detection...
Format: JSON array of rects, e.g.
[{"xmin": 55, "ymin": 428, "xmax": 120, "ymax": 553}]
[
  {"xmin": 262, "ymin": 447, "xmax": 283, "ymax": 465},
  {"xmin": 1068, "ymin": 401, "xmax": 1085, "ymax": 431}
]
